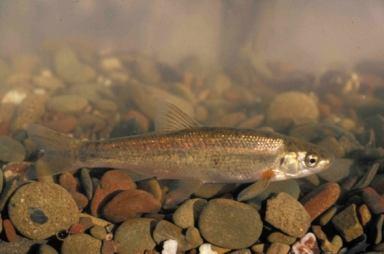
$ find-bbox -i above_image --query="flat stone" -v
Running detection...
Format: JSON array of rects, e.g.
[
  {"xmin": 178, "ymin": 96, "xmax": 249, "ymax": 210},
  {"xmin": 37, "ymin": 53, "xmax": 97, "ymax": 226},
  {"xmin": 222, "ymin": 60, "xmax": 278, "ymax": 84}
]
[
  {"xmin": 265, "ymin": 192, "xmax": 311, "ymax": 237},
  {"xmin": 199, "ymin": 198, "xmax": 262, "ymax": 249},
  {"xmin": 153, "ymin": 220, "xmax": 203, "ymax": 251},
  {"xmin": 8, "ymin": 182, "xmax": 79, "ymax": 240},
  {"xmin": 301, "ymin": 182, "xmax": 341, "ymax": 221},
  {"xmin": 47, "ymin": 95, "xmax": 88, "ymax": 113},
  {"xmin": 0, "ymin": 136, "xmax": 25, "ymax": 162},
  {"xmin": 173, "ymin": 198, "xmax": 207, "ymax": 229},
  {"xmin": 103, "ymin": 189, "xmax": 161, "ymax": 223},
  {"xmin": 80, "ymin": 168, "xmax": 93, "ymax": 200},
  {"xmin": 114, "ymin": 218, "xmax": 156, "ymax": 254},
  {"xmin": 89, "ymin": 225, "xmax": 107, "ymax": 240},
  {"xmin": 362, "ymin": 187, "xmax": 384, "ymax": 214},
  {"xmin": 332, "ymin": 204, "xmax": 364, "ymax": 242},
  {"xmin": 61, "ymin": 234, "xmax": 101, "ymax": 254}
]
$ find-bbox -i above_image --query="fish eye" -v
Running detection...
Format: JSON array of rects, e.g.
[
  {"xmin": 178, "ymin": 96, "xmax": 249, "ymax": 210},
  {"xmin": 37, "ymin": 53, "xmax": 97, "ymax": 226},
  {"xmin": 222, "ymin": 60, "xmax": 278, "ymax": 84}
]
[{"xmin": 305, "ymin": 153, "xmax": 319, "ymax": 167}]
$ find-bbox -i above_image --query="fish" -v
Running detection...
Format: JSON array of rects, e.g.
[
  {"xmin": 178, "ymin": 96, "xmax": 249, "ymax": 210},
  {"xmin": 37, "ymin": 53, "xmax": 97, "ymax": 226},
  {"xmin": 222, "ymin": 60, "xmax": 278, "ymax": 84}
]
[{"xmin": 26, "ymin": 103, "xmax": 333, "ymax": 206}]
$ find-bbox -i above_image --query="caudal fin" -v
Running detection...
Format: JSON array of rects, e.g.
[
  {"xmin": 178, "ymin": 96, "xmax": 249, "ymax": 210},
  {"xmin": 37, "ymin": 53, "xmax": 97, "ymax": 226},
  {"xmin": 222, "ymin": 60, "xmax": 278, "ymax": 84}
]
[{"xmin": 26, "ymin": 124, "xmax": 81, "ymax": 178}]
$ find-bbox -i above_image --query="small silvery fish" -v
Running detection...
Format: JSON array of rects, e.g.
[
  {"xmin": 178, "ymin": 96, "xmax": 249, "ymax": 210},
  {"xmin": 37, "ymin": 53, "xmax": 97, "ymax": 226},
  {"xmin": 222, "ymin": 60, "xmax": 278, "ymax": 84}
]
[{"xmin": 26, "ymin": 104, "xmax": 332, "ymax": 205}]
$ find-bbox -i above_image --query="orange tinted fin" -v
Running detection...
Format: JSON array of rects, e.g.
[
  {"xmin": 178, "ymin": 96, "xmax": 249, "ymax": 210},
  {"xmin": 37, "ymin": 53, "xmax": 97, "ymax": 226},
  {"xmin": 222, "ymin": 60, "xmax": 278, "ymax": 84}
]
[{"xmin": 261, "ymin": 168, "xmax": 275, "ymax": 180}]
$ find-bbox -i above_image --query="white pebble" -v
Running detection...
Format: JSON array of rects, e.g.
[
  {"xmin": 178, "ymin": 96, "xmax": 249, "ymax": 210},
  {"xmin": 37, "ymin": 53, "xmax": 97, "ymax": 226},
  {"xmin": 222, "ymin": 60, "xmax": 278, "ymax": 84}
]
[
  {"xmin": 199, "ymin": 243, "xmax": 218, "ymax": 254},
  {"xmin": 162, "ymin": 239, "xmax": 178, "ymax": 254},
  {"xmin": 1, "ymin": 90, "xmax": 27, "ymax": 104}
]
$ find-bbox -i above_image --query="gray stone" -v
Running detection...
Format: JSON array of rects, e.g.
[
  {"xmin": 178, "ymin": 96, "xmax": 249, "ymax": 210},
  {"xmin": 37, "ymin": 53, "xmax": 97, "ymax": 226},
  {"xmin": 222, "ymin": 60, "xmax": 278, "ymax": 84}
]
[{"xmin": 199, "ymin": 198, "xmax": 262, "ymax": 249}]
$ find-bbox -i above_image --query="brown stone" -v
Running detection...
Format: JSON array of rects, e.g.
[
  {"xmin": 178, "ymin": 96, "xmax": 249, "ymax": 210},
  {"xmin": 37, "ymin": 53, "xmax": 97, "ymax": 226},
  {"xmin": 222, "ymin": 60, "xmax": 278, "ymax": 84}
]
[
  {"xmin": 3, "ymin": 219, "xmax": 19, "ymax": 242},
  {"xmin": 59, "ymin": 173, "xmax": 78, "ymax": 193},
  {"xmin": 103, "ymin": 189, "xmax": 161, "ymax": 223},
  {"xmin": 69, "ymin": 223, "xmax": 85, "ymax": 234},
  {"xmin": 362, "ymin": 187, "xmax": 384, "ymax": 214},
  {"xmin": 302, "ymin": 183, "xmax": 341, "ymax": 221}
]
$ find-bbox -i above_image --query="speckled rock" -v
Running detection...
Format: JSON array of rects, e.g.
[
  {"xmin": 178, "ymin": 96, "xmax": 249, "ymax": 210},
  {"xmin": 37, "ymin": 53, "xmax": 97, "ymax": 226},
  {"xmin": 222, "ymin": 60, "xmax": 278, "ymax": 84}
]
[
  {"xmin": 103, "ymin": 189, "xmax": 161, "ymax": 223},
  {"xmin": 173, "ymin": 198, "xmax": 207, "ymax": 229},
  {"xmin": 265, "ymin": 192, "xmax": 311, "ymax": 237},
  {"xmin": 153, "ymin": 220, "xmax": 203, "ymax": 251},
  {"xmin": 61, "ymin": 234, "xmax": 101, "ymax": 254},
  {"xmin": 267, "ymin": 91, "xmax": 319, "ymax": 130},
  {"xmin": 39, "ymin": 244, "xmax": 58, "ymax": 254},
  {"xmin": 47, "ymin": 95, "xmax": 88, "ymax": 113},
  {"xmin": 199, "ymin": 198, "xmax": 262, "ymax": 249},
  {"xmin": 0, "ymin": 237, "xmax": 41, "ymax": 254},
  {"xmin": 332, "ymin": 204, "xmax": 364, "ymax": 242},
  {"xmin": 8, "ymin": 182, "xmax": 79, "ymax": 240},
  {"xmin": 0, "ymin": 136, "xmax": 25, "ymax": 162},
  {"xmin": 301, "ymin": 182, "xmax": 341, "ymax": 221},
  {"xmin": 114, "ymin": 218, "xmax": 156, "ymax": 254}
]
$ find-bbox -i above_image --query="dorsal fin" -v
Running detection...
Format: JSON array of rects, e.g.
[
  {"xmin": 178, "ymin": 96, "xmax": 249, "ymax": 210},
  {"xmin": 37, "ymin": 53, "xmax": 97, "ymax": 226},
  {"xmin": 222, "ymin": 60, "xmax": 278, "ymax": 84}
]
[{"xmin": 155, "ymin": 101, "xmax": 200, "ymax": 132}]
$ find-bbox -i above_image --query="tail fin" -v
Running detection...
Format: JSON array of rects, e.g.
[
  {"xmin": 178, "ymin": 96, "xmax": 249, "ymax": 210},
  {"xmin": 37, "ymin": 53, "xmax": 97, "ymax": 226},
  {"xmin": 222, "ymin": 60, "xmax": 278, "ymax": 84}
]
[{"xmin": 26, "ymin": 124, "xmax": 81, "ymax": 179}]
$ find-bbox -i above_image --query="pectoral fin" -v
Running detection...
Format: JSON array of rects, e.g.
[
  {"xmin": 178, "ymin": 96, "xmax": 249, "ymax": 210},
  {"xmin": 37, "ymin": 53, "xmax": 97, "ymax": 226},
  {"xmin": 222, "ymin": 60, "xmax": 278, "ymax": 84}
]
[
  {"xmin": 163, "ymin": 179, "xmax": 203, "ymax": 209},
  {"xmin": 237, "ymin": 178, "xmax": 271, "ymax": 201}
]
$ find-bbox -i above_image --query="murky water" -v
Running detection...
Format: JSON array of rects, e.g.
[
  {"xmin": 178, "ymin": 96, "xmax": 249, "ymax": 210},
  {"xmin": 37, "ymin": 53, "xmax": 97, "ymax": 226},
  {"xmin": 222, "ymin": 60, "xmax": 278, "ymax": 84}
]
[{"xmin": 1, "ymin": 1, "xmax": 384, "ymax": 254}]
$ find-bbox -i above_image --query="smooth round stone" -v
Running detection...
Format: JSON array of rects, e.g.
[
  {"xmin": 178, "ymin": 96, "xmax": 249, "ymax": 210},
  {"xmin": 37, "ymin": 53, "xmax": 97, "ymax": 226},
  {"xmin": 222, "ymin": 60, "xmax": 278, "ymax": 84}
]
[
  {"xmin": 0, "ymin": 136, "xmax": 25, "ymax": 162},
  {"xmin": 8, "ymin": 182, "xmax": 79, "ymax": 240},
  {"xmin": 267, "ymin": 91, "xmax": 319, "ymax": 130},
  {"xmin": 173, "ymin": 198, "xmax": 207, "ymax": 229},
  {"xmin": 114, "ymin": 218, "xmax": 156, "ymax": 254},
  {"xmin": 199, "ymin": 198, "xmax": 262, "ymax": 249},
  {"xmin": 61, "ymin": 234, "xmax": 101, "ymax": 254},
  {"xmin": 47, "ymin": 95, "xmax": 88, "ymax": 113},
  {"xmin": 265, "ymin": 192, "xmax": 311, "ymax": 237}
]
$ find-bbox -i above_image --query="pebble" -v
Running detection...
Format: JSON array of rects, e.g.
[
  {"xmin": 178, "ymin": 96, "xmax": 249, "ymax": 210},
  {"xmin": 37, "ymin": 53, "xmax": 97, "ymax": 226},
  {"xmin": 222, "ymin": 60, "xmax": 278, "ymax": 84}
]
[
  {"xmin": 39, "ymin": 244, "xmax": 58, "ymax": 254},
  {"xmin": 301, "ymin": 182, "xmax": 341, "ymax": 221},
  {"xmin": 248, "ymin": 179, "xmax": 300, "ymax": 207},
  {"xmin": 102, "ymin": 189, "xmax": 161, "ymax": 223},
  {"xmin": 54, "ymin": 47, "xmax": 95, "ymax": 83},
  {"xmin": 153, "ymin": 220, "xmax": 203, "ymax": 251},
  {"xmin": 137, "ymin": 178, "xmax": 163, "ymax": 202},
  {"xmin": 44, "ymin": 114, "xmax": 78, "ymax": 133},
  {"xmin": 266, "ymin": 243, "xmax": 290, "ymax": 254},
  {"xmin": 354, "ymin": 162, "xmax": 380, "ymax": 189},
  {"xmin": 47, "ymin": 95, "xmax": 89, "ymax": 113},
  {"xmin": 237, "ymin": 179, "xmax": 270, "ymax": 201},
  {"xmin": 3, "ymin": 219, "xmax": 18, "ymax": 242},
  {"xmin": 361, "ymin": 187, "xmax": 384, "ymax": 214},
  {"xmin": 321, "ymin": 235, "xmax": 343, "ymax": 254},
  {"xmin": 114, "ymin": 218, "xmax": 156, "ymax": 254},
  {"xmin": 90, "ymin": 225, "xmax": 107, "ymax": 240},
  {"xmin": 172, "ymin": 198, "xmax": 207, "ymax": 229},
  {"xmin": 8, "ymin": 182, "xmax": 79, "ymax": 240},
  {"xmin": 101, "ymin": 240, "xmax": 115, "ymax": 254},
  {"xmin": 91, "ymin": 170, "xmax": 136, "ymax": 216},
  {"xmin": 0, "ymin": 136, "xmax": 25, "ymax": 162},
  {"xmin": 267, "ymin": 232, "xmax": 296, "ymax": 245},
  {"xmin": 199, "ymin": 198, "xmax": 262, "ymax": 249},
  {"xmin": 162, "ymin": 239, "xmax": 178, "ymax": 254},
  {"xmin": 80, "ymin": 168, "xmax": 93, "ymax": 200},
  {"xmin": 319, "ymin": 206, "xmax": 338, "ymax": 226},
  {"xmin": 332, "ymin": 204, "xmax": 364, "ymax": 242},
  {"xmin": 251, "ymin": 244, "xmax": 265, "ymax": 254},
  {"xmin": 199, "ymin": 243, "xmax": 218, "ymax": 254},
  {"xmin": 318, "ymin": 158, "xmax": 352, "ymax": 182},
  {"xmin": 358, "ymin": 204, "xmax": 371, "ymax": 226},
  {"xmin": 267, "ymin": 91, "xmax": 319, "ymax": 130},
  {"xmin": 375, "ymin": 214, "xmax": 384, "ymax": 244},
  {"xmin": 61, "ymin": 234, "xmax": 101, "ymax": 254},
  {"xmin": 265, "ymin": 192, "xmax": 311, "ymax": 237},
  {"xmin": 69, "ymin": 223, "xmax": 85, "ymax": 234},
  {"xmin": 291, "ymin": 232, "xmax": 320, "ymax": 254},
  {"xmin": 0, "ymin": 237, "xmax": 41, "ymax": 254}
]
